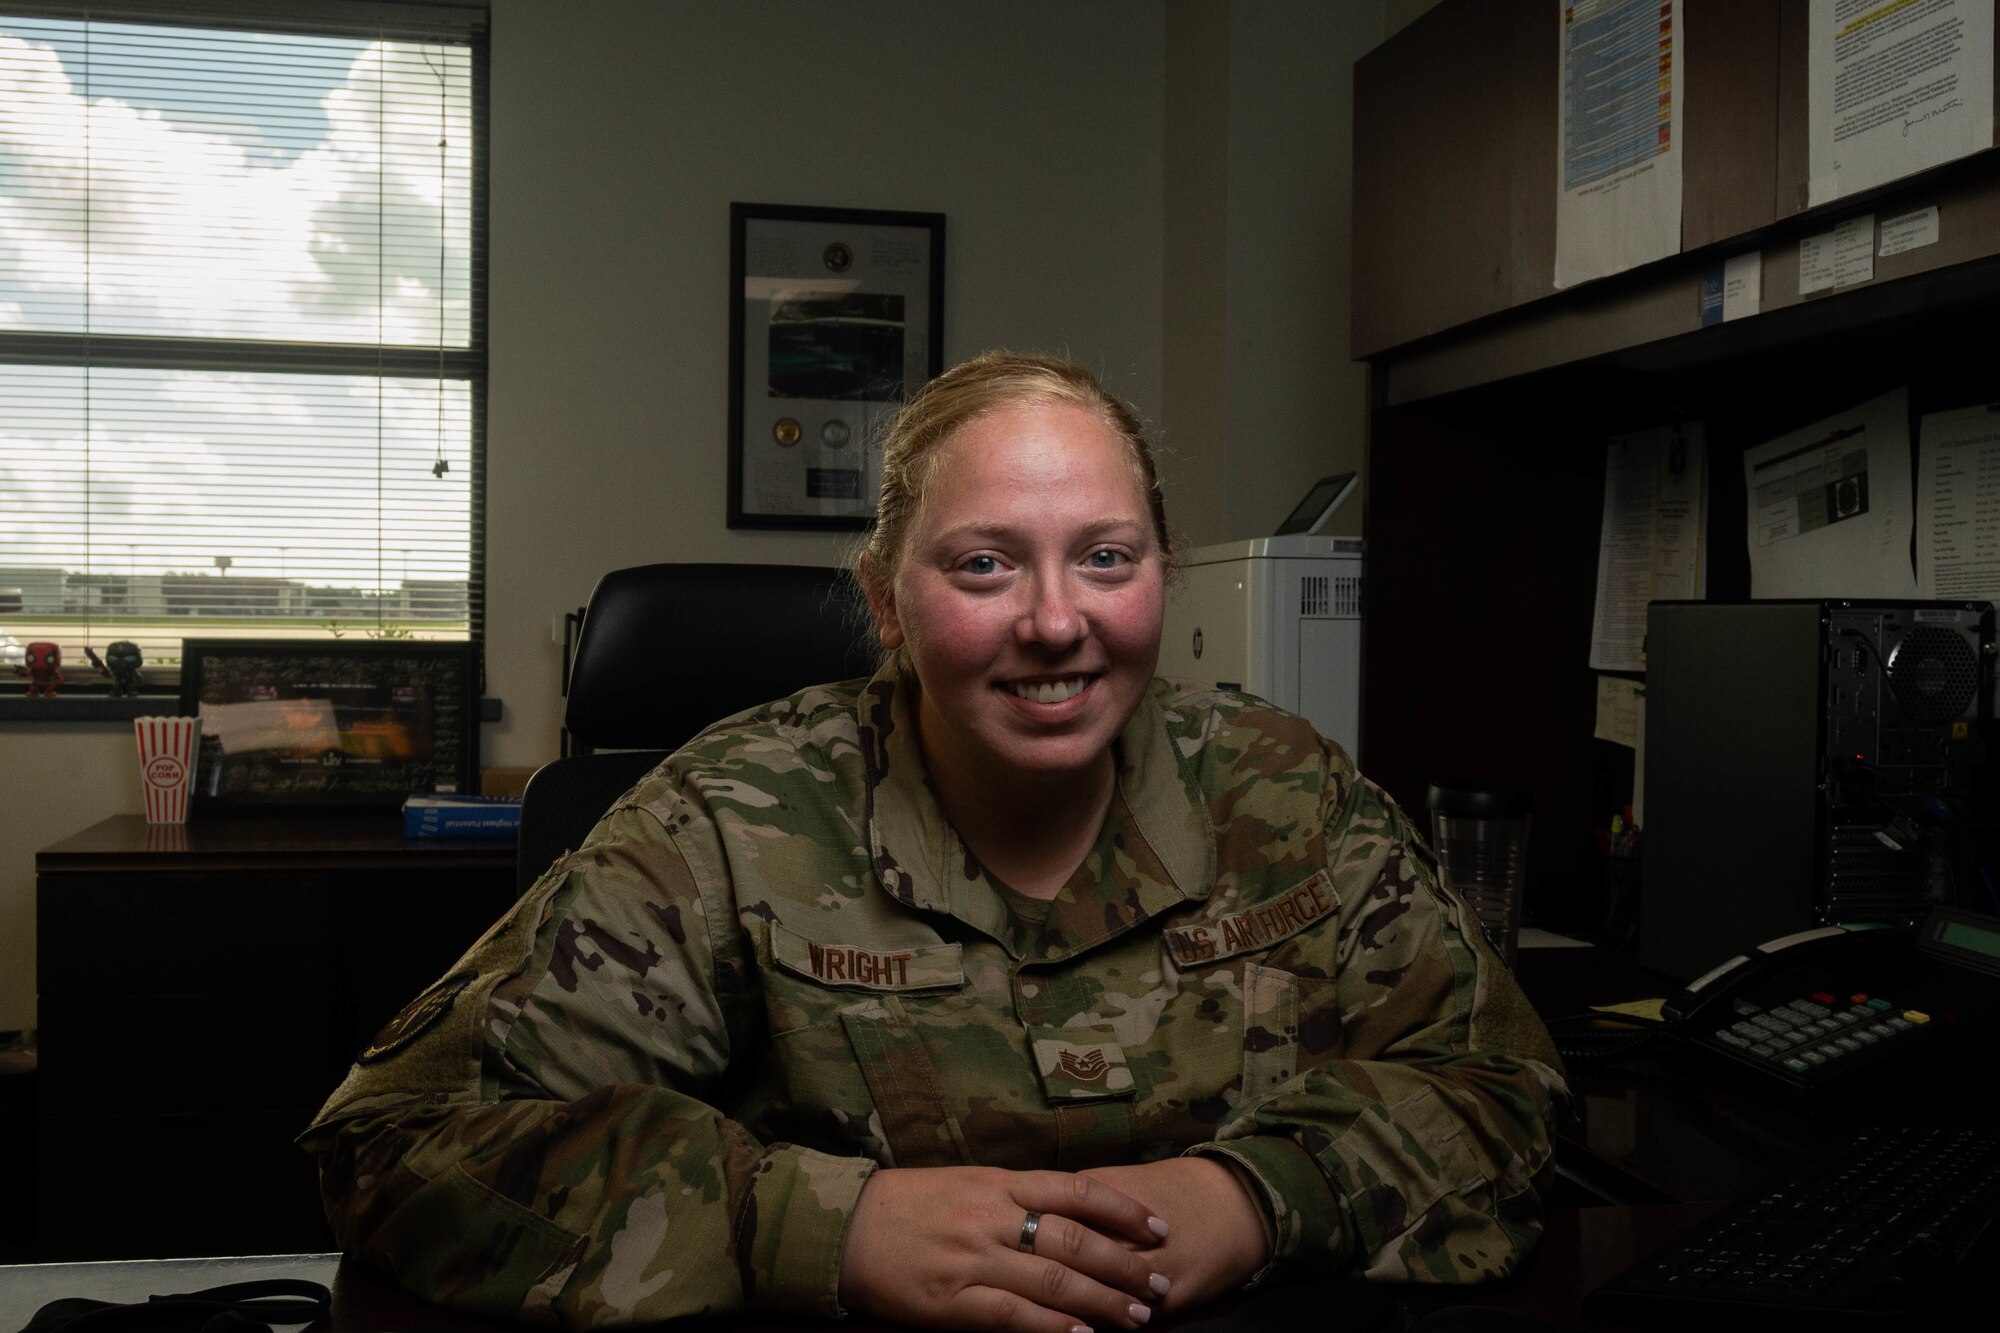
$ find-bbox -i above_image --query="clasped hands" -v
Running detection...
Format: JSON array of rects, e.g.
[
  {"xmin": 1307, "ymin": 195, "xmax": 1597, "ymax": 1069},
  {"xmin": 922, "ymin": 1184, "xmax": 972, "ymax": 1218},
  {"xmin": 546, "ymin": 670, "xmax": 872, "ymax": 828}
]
[{"xmin": 837, "ymin": 1157, "xmax": 1270, "ymax": 1333}]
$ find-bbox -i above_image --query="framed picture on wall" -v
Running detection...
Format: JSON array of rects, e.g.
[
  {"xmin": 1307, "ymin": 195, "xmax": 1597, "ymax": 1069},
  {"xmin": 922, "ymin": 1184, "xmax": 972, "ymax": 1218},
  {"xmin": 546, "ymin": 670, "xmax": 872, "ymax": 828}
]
[{"xmin": 728, "ymin": 202, "xmax": 945, "ymax": 529}]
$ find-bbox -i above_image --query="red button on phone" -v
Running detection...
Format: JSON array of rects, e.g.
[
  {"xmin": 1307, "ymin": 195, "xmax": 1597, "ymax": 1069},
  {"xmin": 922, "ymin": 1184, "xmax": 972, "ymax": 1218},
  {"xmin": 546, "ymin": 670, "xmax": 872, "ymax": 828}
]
[{"xmin": 1812, "ymin": 992, "xmax": 1838, "ymax": 1006}]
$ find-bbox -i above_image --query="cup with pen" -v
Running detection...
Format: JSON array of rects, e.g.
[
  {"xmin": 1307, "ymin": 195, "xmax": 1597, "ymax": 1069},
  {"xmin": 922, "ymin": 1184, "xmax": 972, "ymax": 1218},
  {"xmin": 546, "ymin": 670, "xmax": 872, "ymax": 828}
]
[{"xmin": 1600, "ymin": 804, "xmax": 1642, "ymax": 947}]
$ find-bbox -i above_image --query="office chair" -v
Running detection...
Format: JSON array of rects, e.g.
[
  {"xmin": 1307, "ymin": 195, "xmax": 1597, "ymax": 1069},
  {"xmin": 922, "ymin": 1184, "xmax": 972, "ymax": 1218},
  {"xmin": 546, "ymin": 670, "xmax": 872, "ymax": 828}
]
[{"xmin": 515, "ymin": 562, "xmax": 880, "ymax": 895}]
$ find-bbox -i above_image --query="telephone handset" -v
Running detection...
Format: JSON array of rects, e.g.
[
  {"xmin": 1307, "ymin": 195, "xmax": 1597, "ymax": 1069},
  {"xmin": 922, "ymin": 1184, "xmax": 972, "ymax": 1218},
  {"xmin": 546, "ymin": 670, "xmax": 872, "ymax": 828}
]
[{"xmin": 1664, "ymin": 907, "xmax": 2000, "ymax": 1094}]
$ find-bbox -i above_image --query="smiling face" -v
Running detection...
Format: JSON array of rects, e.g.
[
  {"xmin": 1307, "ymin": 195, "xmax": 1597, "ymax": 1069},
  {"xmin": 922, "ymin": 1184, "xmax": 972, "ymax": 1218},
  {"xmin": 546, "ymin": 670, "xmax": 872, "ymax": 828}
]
[{"xmin": 870, "ymin": 401, "xmax": 1167, "ymax": 798}]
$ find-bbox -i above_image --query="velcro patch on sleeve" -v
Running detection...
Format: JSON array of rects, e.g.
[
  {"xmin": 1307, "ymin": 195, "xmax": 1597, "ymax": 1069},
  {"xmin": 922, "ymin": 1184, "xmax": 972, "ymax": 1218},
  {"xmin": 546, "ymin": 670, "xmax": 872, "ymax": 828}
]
[
  {"xmin": 357, "ymin": 969, "xmax": 476, "ymax": 1064},
  {"xmin": 771, "ymin": 921, "xmax": 964, "ymax": 992},
  {"xmin": 1164, "ymin": 870, "xmax": 1339, "ymax": 966}
]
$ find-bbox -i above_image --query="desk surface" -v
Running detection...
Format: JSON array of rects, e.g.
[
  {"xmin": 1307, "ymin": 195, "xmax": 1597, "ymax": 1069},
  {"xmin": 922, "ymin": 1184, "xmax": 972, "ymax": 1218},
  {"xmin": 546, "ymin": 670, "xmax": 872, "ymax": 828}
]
[
  {"xmin": 1515, "ymin": 942, "xmax": 1825, "ymax": 1205},
  {"xmin": 0, "ymin": 1205, "xmax": 1725, "ymax": 1332},
  {"xmin": 5, "ymin": 943, "xmax": 1845, "ymax": 1328},
  {"xmin": 0, "ymin": 1253, "xmax": 341, "ymax": 1331},
  {"xmin": 38, "ymin": 812, "xmax": 517, "ymax": 871}
]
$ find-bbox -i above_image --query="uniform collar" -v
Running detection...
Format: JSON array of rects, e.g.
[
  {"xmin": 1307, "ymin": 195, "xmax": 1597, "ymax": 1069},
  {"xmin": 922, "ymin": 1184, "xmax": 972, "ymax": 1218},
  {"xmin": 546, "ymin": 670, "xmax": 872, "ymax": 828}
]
[{"xmin": 860, "ymin": 667, "xmax": 1215, "ymax": 960}]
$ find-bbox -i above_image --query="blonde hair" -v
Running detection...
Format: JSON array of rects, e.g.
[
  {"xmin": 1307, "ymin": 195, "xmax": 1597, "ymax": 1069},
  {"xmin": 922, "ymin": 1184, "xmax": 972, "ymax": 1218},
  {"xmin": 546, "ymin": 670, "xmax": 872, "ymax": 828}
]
[{"xmin": 855, "ymin": 352, "xmax": 1174, "ymax": 618}]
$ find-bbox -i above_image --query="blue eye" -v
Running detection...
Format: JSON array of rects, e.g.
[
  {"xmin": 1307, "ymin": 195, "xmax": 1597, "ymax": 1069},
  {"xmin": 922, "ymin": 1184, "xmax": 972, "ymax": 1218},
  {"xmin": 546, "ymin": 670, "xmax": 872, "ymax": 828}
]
[
  {"xmin": 1086, "ymin": 549, "xmax": 1127, "ymax": 570},
  {"xmin": 962, "ymin": 555, "xmax": 1000, "ymax": 576}
]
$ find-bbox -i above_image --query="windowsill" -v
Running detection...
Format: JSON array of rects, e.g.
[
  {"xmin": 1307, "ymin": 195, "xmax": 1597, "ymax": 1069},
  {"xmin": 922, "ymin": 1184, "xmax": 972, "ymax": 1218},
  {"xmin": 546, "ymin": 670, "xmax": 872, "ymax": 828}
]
[{"xmin": 0, "ymin": 695, "xmax": 187, "ymax": 723}]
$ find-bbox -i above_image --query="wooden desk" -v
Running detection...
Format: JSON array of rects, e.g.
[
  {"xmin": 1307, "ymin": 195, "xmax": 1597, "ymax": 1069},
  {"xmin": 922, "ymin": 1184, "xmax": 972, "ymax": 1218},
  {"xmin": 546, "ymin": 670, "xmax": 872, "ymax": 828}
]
[
  {"xmin": 1514, "ymin": 943, "xmax": 1815, "ymax": 1206},
  {"xmin": 1512, "ymin": 941, "xmax": 1985, "ymax": 1209},
  {"xmin": 330, "ymin": 1210, "xmax": 1719, "ymax": 1331},
  {"xmin": 21, "ymin": 882, "xmax": 1795, "ymax": 1303},
  {"xmin": 0, "ymin": 1205, "xmax": 1725, "ymax": 1333},
  {"xmin": 34, "ymin": 814, "xmax": 516, "ymax": 1262},
  {"xmin": 12, "ymin": 937, "xmax": 1753, "ymax": 1326}
]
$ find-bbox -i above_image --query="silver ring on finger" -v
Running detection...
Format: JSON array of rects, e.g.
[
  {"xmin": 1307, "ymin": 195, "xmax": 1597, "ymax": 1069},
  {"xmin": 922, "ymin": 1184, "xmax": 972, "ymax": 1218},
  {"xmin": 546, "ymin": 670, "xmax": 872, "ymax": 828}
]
[{"xmin": 1018, "ymin": 1209, "xmax": 1042, "ymax": 1253}]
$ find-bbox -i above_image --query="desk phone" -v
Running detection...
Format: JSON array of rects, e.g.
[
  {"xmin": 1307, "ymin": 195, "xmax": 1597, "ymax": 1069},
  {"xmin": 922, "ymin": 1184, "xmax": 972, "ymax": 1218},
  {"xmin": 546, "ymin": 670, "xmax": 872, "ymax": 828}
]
[{"xmin": 1663, "ymin": 906, "xmax": 2000, "ymax": 1094}]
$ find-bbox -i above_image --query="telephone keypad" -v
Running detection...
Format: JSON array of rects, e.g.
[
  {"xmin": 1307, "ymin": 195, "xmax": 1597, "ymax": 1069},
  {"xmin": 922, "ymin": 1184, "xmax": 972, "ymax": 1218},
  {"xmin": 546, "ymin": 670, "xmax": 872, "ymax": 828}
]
[{"xmin": 1705, "ymin": 986, "xmax": 1937, "ymax": 1085}]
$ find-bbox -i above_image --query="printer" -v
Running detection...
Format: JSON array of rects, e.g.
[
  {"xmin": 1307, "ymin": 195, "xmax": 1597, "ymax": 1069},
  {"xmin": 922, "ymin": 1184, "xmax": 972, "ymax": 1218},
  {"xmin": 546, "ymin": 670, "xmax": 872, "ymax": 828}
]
[{"xmin": 1156, "ymin": 474, "xmax": 1364, "ymax": 760}]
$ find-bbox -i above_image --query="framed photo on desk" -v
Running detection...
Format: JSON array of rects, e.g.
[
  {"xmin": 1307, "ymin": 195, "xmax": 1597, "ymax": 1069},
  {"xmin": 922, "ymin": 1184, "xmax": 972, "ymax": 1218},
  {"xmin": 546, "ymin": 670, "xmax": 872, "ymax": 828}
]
[
  {"xmin": 179, "ymin": 639, "xmax": 478, "ymax": 809},
  {"xmin": 727, "ymin": 202, "xmax": 945, "ymax": 530}
]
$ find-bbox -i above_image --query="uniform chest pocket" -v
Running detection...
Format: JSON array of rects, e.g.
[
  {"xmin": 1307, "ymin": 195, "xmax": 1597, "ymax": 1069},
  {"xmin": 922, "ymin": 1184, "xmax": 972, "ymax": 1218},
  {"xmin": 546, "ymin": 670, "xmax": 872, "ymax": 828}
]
[
  {"xmin": 1158, "ymin": 871, "xmax": 1348, "ymax": 1102},
  {"xmin": 1240, "ymin": 963, "xmax": 1343, "ymax": 1095},
  {"xmin": 763, "ymin": 924, "xmax": 975, "ymax": 1168},
  {"xmin": 839, "ymin": 994, "xmax": 975, "ymax": 1167}
]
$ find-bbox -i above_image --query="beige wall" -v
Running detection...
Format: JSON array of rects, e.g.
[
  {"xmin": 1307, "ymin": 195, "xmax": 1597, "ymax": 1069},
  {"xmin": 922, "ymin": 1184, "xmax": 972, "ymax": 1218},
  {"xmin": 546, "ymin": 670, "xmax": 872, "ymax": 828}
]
[
  {"xmin": 483, "ymin": 0, "xmax": 1169, "ymax": 770},
  {"xmin": 1163, "ymin": 0, "xmax": 1384, "ymax": 547},
  {"xmin": 1218, "ymin": 0, "xmax": 1380, "ymax": 541},
  {"xmin": 0, "ymin": 0, "xmax": 1387, "ymax": 1032}
]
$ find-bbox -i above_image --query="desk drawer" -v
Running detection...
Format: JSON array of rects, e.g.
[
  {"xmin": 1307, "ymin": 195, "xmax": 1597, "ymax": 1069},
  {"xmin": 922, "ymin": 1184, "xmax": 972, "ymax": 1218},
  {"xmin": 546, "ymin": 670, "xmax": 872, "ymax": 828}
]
[
  {"xmin": 38, "ymin": 991, "xmax": 331, "ymax": 1115},
  {"xmin": 38, "ymin": 872, "xmax": 330, "ymax": 994}
]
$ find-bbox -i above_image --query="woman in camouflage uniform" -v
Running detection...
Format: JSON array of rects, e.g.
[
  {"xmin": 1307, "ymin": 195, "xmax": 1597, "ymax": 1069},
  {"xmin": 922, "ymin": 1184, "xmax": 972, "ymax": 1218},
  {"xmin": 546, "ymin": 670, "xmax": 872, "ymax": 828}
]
[{"xmin": 304, "ymin": 353, "xmax": 1569, "ymax": 1331}]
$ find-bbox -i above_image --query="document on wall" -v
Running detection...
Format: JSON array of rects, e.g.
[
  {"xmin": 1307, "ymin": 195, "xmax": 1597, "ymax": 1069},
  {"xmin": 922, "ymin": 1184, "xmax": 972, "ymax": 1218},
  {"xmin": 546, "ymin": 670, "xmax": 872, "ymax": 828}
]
[
  {"xmin": 1743, "ymin": 388, "xmax": 1919, "ymax": 598},
  {"xmin": 1555, "ymin": 0, "xmax": 1684, "ymax": 289},
  {"xmin": 1699, "ymin": 251, "xmax": 1763, "ymax": 325},
  {"xmin": 1879, "ymin": 204, "xmax": 1941, "ymax": 256},
  {"xmin": 1594, "ymin": 675, "xmax": 1645, "ymax": 749},
  {"xmin": 1800, "ymin": 214, "xmax": 1876, "ymax": 293},
  {"xmin": 1589, "ymin": 424, "xmax": 1708, "ymax": 672},
  {"xmin": 1807, "ymin": 0, "xmax": 1994, "ymax": 207},
  {"xmin": 1916, "ymin": 403, "xmax": 2000, "ymax": 604}
]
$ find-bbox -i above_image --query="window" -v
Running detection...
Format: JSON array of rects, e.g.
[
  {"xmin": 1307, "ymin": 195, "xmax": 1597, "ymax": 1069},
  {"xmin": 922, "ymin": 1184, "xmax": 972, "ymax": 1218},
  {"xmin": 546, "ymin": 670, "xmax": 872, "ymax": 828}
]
[{"xmin": 0, "ymin": 2, "xmax": 485, "ymax": 699}]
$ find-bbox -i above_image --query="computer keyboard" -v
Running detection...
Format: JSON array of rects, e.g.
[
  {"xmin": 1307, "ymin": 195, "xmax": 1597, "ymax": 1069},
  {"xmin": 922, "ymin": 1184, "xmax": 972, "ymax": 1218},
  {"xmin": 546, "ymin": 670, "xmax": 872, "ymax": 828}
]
[{"xmin": 1585, "ymin": 1125, "xmax": 2000, "ymax": 1326}]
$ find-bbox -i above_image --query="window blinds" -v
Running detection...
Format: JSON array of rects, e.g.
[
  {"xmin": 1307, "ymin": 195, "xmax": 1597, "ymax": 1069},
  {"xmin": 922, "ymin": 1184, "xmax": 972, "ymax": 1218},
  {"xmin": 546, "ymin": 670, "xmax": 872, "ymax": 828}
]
[{"xmin": 0, "ymin": 6, "xmax": 483, "ymax": 684}]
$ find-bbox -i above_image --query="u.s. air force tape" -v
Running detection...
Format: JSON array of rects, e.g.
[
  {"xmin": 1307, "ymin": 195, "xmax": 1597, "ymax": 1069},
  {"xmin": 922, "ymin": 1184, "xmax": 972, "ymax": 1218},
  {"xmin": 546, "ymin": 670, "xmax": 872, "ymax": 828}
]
[{"xmin": 1163, "ymin": 871, "xmax": 1337, "ymax": 965}]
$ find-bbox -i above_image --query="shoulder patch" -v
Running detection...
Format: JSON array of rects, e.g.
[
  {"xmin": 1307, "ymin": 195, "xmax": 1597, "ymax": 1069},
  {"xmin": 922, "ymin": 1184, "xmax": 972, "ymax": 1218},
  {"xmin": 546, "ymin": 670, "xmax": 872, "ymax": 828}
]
[{"xmin": 357, "ymin": 969, "xmax": 476, "ymax": 1064}]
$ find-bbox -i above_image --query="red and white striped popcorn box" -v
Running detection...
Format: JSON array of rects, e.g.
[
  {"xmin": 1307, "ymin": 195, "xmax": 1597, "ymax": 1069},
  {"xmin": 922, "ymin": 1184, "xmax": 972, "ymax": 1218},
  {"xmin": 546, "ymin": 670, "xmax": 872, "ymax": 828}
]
[{"xmin": 134, "ymin": 715, "xmax": 202, "ymax": 824}]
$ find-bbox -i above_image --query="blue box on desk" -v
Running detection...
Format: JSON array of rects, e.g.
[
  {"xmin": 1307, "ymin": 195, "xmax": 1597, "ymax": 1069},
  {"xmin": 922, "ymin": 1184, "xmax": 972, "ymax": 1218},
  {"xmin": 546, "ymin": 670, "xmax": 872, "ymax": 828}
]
[{"xmin": 403, "ymin": 794, "xmax": 522, "ymax": 839}]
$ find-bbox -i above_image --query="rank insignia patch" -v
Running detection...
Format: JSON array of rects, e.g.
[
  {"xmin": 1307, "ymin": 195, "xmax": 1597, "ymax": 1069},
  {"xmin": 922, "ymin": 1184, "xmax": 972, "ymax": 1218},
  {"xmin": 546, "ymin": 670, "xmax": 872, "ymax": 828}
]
[
  {"xmin": 1028, "ymin": 1026, "xmax": 1135, "ymax": 1101},
  {"xmin": 1058, "ymin": 1048, "xmax": 1109, "ymax": 1083},
  {"xmin": 357, "ymin": 970, "xmax": 475, "ymax": 1064}
]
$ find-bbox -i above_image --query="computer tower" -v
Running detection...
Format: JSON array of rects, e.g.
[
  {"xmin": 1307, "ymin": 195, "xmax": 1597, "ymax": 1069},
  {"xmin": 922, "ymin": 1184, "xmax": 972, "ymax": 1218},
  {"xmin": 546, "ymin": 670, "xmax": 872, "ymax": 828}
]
[
  {"xmin": 1156, "ymin": 535, "xmax": 1363, "ymax": 760},
  {"xmin": 1642, "ymin": 600, "xmax": 1994, "ymax": 981}
]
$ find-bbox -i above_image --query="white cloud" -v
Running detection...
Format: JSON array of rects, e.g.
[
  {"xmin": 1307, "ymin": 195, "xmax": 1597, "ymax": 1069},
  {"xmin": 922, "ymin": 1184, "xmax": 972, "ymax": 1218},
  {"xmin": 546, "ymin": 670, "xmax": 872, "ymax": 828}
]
[
  {"xmin": 0, "ymin": 22, "xmax": 476, "ymax": 591},
  {"xmin": 0, "ymin": 27, "xmax": 472, "ymax": 343}
]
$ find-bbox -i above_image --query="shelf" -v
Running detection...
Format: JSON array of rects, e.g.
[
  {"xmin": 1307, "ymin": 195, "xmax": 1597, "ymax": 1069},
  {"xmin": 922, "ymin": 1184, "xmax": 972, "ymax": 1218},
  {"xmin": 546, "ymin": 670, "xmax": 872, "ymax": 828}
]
[{"xmin": 0, "ymin": 696, "xmax": 184, "ymax": 723}]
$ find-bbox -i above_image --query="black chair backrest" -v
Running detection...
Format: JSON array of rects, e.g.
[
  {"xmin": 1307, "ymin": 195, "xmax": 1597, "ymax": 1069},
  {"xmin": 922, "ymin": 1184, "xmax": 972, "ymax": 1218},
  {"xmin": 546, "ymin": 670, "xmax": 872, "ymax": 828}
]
[
  {"xmin": 516, "ymin": 563, "xmax": 879, "ymax": 895},
  {"xmin": 563, "ymin": 561, "xmax": 878, "ymax": 750}
]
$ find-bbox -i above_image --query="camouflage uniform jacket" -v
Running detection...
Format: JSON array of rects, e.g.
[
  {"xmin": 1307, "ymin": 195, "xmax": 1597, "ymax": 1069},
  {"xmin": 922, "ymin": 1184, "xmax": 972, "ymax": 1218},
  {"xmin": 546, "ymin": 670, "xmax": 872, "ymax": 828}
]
[{"xmin": 302, "ymin": 670, "xmax": 1569, "ymax": 1327}]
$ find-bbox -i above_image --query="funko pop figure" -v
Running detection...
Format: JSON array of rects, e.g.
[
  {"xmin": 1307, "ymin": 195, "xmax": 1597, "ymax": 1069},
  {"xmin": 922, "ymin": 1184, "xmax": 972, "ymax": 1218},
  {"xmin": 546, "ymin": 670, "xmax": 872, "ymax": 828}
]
[
  {"xmin": 86, "ymin": 640, "xmax": 145, "ymax": 697},
  {"xmin": 18, "ymin": 641, "xmax": 63, "ymax": 698}
]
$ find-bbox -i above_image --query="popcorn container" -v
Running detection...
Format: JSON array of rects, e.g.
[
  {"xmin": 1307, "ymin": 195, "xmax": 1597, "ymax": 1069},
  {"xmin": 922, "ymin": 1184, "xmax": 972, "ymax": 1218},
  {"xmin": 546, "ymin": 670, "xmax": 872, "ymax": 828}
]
[{"xmin": 135, "ymin": 715, "xmax": 201, "ymax": 824}]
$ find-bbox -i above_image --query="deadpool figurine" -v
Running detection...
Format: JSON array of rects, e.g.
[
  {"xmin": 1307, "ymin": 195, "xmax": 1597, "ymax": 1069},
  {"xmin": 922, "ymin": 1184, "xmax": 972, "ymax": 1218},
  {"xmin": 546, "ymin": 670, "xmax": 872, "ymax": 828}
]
[{"xmin": 18, "ymin": 641, "xmax": 63, "ymax": 698}]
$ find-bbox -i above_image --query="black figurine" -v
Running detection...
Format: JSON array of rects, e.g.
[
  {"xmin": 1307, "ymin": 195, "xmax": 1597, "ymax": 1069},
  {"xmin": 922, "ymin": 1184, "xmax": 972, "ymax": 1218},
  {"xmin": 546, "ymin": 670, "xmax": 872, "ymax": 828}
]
[{"xmin": 85, "ymin": 640, "xmax": 145, "ymax": 697}]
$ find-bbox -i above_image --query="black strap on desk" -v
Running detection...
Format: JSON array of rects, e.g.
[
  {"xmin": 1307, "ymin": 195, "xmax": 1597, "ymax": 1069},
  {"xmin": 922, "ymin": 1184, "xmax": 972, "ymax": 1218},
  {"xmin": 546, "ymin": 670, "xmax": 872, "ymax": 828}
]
[{"xmin": 22, "ymin": 1278, "xmax": 331, "ymax": 1333}]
